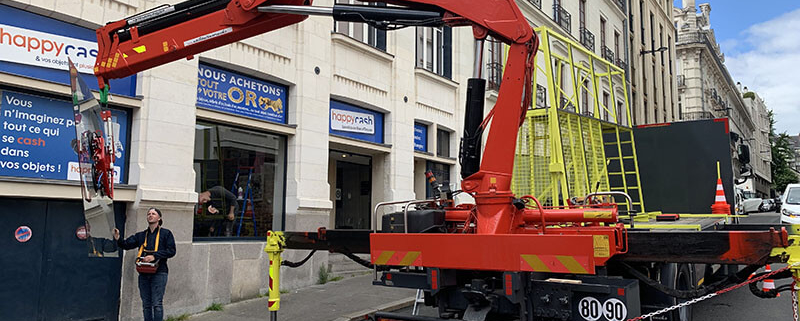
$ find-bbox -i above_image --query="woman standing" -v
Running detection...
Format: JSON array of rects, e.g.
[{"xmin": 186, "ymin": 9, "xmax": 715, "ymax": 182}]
[{"xmin": 114, "ymin": 208, "xmax": 176, "ymax": 321}]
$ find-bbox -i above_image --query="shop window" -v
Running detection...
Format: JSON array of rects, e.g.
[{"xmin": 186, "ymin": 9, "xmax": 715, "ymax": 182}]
[
  {"xmin": 193, "ymin": 121, "xmax": 286, "ymax": 239},
  {"xmin": 416, "ymin": 26, "xmax": 452, "ymax": 78},
  {"xmin": 334, "ymin": 0, "xmax": 386, "ymax": 51},
  {"xmin": 414, "ymin": 122, "xmax": 428, "ymax": 152},
  {"xmin": 437, "ymin": 129, "xmax": 451, "ymax": 158},
  {"xmin": 426, "ymin": 161, "xmax": 451, "ymax": 198}
]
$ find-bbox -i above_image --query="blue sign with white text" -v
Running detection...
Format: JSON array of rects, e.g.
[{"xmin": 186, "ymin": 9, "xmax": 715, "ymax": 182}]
[
  {"xmin": 329, "ymin": 100, "xmax": 384, "ymax": 144},
  {"xmin": 414, "ymin": 123, "xmax": 427, "ymax": 152},
  {"xmin": 0, "ymin": 5, "xmax": 137, "ymax": 97},
  {"xmin": 0, "ymin": 90, "xmax": 129, "ymax": 182},
  {"xmin": 196, "ymin": 63, "xmax": 288, "ymax": 124}
]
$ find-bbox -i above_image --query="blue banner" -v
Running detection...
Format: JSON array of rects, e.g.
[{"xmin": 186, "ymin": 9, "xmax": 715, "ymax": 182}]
[
  {"xmin": 0, "ymin": 90, "xmax": 129, "ymax": 182},
  {"xmin": 414, "ymin": 123, "xmax": 427, "ymax": 152},
  {"xmin": 329, "ymin": 100, "xmax": 384, "ymax": 144},
  {"xmin": 0, "ymin": 5, "xmax": 137, "ymax": 97},
  {"xmin": 196, "ymin": 63, "xmax": 287, "ymax": 124}
]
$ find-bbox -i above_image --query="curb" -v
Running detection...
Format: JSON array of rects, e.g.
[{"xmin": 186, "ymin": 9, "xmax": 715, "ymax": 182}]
[{"xmin": 334, "ymin": 297, "xmax": 416, "ymax": 321}]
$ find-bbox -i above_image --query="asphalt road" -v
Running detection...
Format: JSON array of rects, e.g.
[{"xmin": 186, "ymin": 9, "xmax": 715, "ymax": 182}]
[
  {"xmin": 693, "ymin": 210, "xmax": 793, "ymax": 321},
  {"xmin": 396, "ymin": 211, "xmax": 795, "ymax": 321}
]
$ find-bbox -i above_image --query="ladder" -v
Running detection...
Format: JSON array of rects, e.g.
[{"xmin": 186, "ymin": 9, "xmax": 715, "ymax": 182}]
[
  {"xmin": 602, "ymin": 126, "xmax": 645, "ymax": 214},
  {"xmin": 230, "ymin": 167, "xmax": 257, "ymax": 237}
]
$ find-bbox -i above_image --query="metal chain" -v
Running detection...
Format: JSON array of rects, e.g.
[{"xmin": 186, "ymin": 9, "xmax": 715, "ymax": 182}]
[
  {"xmin": 792, "ymin": 280, "xmax": 798, "ymax": 321},
  {"xmin": 627, "ymin": 263, "xmax": 800, "ymax": 321}
]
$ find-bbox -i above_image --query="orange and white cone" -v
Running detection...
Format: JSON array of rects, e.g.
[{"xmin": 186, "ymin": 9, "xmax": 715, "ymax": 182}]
[
  {"xmin": 763, "ymin": 264, "xmax": 779, "ymax": 297},
  {"xmin": 710, "ymin": 178, "xmax": 731, "ymax": 215}
]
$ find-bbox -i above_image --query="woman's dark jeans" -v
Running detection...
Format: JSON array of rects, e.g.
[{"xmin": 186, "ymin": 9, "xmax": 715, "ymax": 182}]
[{"xmin": 138, "ymin": 272, "xmax": 168, "ymax": 321}]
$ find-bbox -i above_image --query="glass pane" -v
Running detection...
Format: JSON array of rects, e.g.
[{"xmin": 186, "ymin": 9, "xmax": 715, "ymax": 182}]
[
  {"xmin": 425, "ymin": 28, "xmax": 433, "ymax": 71},
  {"xmin": 194, "ymin": 122, "xmax": 286, "ymax": 237},
  {"xmin": 416, "ymin": 27, "xmax": 424, "ymax": 68},
  {"xmin": 437, "ymin": 129, "xmax": 450, "ymax": 158},
  {"xmin": 353, "ymin": 22, "xmax": 364, "ymax": 42},
  {"xmin": 69, "ymin": 59, "xmax": 118, "ymax": 257},
  {"xmin": 336, "ymin": 21, "xmax": 349, "ymax": 35},
  {"xmin": 435, "ymin": 28, "xmax": 443, "ymax": 74}
]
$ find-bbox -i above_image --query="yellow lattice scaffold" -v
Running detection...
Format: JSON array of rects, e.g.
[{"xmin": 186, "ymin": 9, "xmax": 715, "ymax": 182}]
[{"xmin": 511, "ymin": 27, "xmax": 645, "ymax": 213}]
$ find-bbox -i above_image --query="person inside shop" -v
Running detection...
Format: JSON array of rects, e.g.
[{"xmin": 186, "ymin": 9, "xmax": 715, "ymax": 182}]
[
  {"xmin": 198, "ymin": 186, "xmax": 238, "ymax": 236},
  {"xmin": 113, "ymin": 208, "xmax": 177, "ymax": 321}
]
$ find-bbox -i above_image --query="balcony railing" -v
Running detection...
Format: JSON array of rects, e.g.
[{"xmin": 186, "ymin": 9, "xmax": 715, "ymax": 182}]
[
  {"xmin": 528, "ymin": 0, "xmax": 541, "ymax": 9},
  {"xmin": 580, "ymin": 27, "xmax": 595, "ymax": 52},
  {"xmin": 487, "ymin": 62, "xmax": 503, "ymax": 91},
  {"xmin": 615, "ymin": 58, "xmax": 627, "ymax": 71},
  {"xmin": 535, "ymin": 84, "xmax": 547, "ymax": 108},
  {"xmin": 560, "ymin": 97, "xmax": 575, "ymax": 111},
  {"xmin": 553, "ymin": 4, "xmax": 572, "ymax": 33},
  {"xmin": 602, "ymin": 46, "xmax": 615, "ymax": 62},
  {"xmin": 677, "ymin": 75, "xmax": 685, "ymax": 87}
]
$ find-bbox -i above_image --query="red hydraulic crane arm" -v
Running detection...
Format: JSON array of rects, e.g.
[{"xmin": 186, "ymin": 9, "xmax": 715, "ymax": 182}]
[
  {"xmin": 94, "ymin": 0, "xmax": 533, "ymax": 86},
  {"xmin": 95, "ymin": 0, "xmax": 539, "ymax": 235},
  {"xmin": 94, "ymin": 0, "xmax": 309, "ymax": 87}
]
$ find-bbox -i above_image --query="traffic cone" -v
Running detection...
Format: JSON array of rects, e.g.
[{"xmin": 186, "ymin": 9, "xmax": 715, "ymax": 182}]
[
  {"xmin": 763, "ymin": 264, "xmax": 779, "ymax": 297},
  {"xmin": 710, "ymin": 178, "xmax": 731, "ymax": 215}
]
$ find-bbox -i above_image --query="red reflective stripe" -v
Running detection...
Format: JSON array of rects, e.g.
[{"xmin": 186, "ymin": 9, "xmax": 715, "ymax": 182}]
[{"xmin": 505, "ymin": 274, "xmax": 513, "ymax": 296}]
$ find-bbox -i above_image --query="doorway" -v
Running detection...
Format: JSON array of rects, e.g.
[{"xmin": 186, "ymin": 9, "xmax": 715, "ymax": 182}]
[
  {"xmin": 331, "ymin": 151, "xmax": 372, "ymax": 229},
  {"xmin": 0, "ymin": 197, "xmax": 126, "ymax": 321}
]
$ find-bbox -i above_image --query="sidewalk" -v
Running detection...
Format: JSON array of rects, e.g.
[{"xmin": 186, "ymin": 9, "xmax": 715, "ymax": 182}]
[{"xmin": 187, "ymin": 274, "xmax": 416, "ymax": 321}]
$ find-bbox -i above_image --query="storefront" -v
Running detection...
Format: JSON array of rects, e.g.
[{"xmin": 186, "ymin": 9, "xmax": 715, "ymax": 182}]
[
  {"xmin": 193, "ymin": 61, "xmax": 289, "ymax": 238},
  {"xmin": 0, "ymin": 4, "xmax": 136, "ymax": 320},
  {"xmin": 328, "ymin": 100, "xmax": 386, "ymax": 229}
]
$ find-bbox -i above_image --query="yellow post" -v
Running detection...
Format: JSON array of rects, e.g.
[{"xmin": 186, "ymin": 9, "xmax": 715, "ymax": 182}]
[
  {"xmin": 716, "ymin": 161, "xmax": 721, "ymax": 180},
  {"xmin": 264, "ymin": 231, "xmax": 285, "ymax": 320}
]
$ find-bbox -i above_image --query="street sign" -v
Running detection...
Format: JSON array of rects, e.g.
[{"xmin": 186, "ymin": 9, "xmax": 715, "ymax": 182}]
[{"xmin": 14, "ymin": 225, "xmax": 31, "ymax": 242}]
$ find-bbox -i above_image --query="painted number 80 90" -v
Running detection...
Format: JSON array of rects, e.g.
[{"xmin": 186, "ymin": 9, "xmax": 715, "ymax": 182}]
[{"xmin": 578, "ymin": 297, "xmax": 627, "ymax": 321}]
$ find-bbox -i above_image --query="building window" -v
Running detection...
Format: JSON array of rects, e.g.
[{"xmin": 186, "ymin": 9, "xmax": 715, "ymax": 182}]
[
  {"xmin": 416, "ymin": 26, "xmax": 452, "ymax": 78},
  {"xmin": 582, "ymin": 80, "xmax": 590, "ymax": 115},
  {"xmin": 649, "ymin": 12, "xmax": 655, "ymax": 51},
  {"xmin": 194, "ymin": 122, "xmax": 286, "ymax": 239},
  {"xmin": 603, "ymin": 92, "xmax": 610, "ymax": 121},
  {"xmin": 617, "ymin": 100, "xmax": 624, "ymax": 124},
  {"xmin": 579, "ymin": 0, "xmax": 586, "ymax": 31},
  {"xmin": 614, "ymin": 31, "xmax": 620, "ymax": 58},
  {"xmin": 437, "ymin": 129, "xmax": 451, "ymax": 158},
  {"xmin": 487, "ymin": 37, "xmax": 504, "ymax": 91},
  {"xmin": 600, "ymin": 17, "xmax": 607, "ymax": 48},
  {"xmin": 668, "ymin": 37, "xmax": 673, "ymax": 74},
  {"xmin": 629, "ymin": 0, "xmax": 634, "ymax": 32},
  {"xmin": 639, "ymin": 1, "xmax": 645, "ymax": 45},
  {"xmin": 426, "ymin": 161, "xmax": 451, "ymax": 198},
  {"xmin": 334, "ymin": 0, "xmax": 386, "ymax": 50},
  {"xmin": 659, "ymin": 24, "xmax": 664, "ymax": 65}
]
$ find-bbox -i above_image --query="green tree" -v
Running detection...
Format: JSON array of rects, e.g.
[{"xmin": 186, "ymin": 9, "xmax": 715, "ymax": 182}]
[{"xmin": 768, "ymin": 110, "xmax": 799, "ymax": 193}]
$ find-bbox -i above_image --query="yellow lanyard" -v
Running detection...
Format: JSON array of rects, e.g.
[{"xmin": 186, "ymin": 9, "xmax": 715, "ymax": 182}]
[{"xmin": 137, "ymin": 227, "xmax": 161, "ymax": 258}]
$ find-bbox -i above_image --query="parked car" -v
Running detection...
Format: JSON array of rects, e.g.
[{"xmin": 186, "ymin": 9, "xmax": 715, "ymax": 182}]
[
  {"xmin": 780, "ymin": 184, "xmax": 800, "ymax": 224},
  {"xmin": 760, "ymin": 199, "xmax": 774, "ymax": 212},
  {"xmin": 735, "ymin": 188, "xmax": 763, "ymax": 215}
]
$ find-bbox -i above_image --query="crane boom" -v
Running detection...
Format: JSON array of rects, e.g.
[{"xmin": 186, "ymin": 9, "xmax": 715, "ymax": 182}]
[{"xmin": 95, "ymin": 0, "xmax": 540, "ymax": 235}]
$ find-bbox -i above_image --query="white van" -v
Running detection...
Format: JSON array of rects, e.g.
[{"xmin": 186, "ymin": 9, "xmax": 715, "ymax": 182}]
[{"xmin": 780, "ymin": 184, "xmax": 800, "ymax": 224}]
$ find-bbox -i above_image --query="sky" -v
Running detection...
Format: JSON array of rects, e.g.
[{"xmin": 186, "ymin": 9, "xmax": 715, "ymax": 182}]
[{"xmin": 673, "ymin": 0, "xmax": 800, "ymax": 135}]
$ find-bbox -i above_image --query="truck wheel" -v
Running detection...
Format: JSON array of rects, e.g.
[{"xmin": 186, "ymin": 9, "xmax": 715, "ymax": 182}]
[{"xmin": 660, "ymin": 263, "xmax": 694, "ymax": 321}]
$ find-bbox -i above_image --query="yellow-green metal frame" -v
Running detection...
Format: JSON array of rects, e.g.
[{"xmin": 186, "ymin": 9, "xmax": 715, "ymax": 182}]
[{"xmin": 512, "ymin": 27, "xmax": 645, "ymax": 211}]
